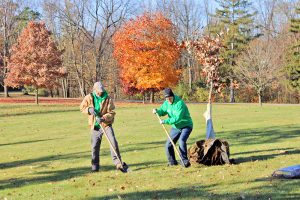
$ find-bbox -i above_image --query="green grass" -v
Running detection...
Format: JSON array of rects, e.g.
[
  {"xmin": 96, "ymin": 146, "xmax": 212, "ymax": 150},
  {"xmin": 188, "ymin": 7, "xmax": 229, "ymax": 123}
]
[{"xmin": 0, "ymin": 103, "xmax": 299, "ymax": 200}]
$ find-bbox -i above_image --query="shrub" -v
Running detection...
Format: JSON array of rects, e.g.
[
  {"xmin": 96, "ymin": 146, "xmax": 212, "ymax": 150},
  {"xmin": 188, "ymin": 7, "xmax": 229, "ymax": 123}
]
[
  {"xmin": 173, "ymin": 82, "xmax": 191, "ymax": 101},
  {"xmin": 38, "ymin": 88, "xmax": 49, "ymax": 97},
  {"xmin": 195, "ymin": 87, "xmax": 209, "ymax": 102}
]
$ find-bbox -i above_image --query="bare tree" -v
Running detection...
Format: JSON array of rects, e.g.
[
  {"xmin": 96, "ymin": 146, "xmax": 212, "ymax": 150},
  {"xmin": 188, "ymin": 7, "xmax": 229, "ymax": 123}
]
[
  {"xmin": 0, "ymin": 0, "xmax": 19, "ymax": 97},
  {"xmin": 235, "ymin": 39, "xmax": 284, "ymax": 106},
  {"xmin": 42, "ymin": 0, "xmax": 132, "ymax": 97},
  {"xmin": 156, "ymin": 0, "xmax": 204, "ymax": 92},
  {"xmin": 254, "ymin": 0, "xmax": 298, "ymax": 39}
]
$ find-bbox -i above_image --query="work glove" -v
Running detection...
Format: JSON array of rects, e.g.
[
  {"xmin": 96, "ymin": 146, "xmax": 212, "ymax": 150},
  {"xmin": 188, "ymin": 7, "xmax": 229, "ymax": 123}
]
[
  {"xmin": 96, "ymin": 116, "xmax": 105, "ymax": 124},
  {"xmin": 88, "ymin": 107, "xmax": 97, "ymax": 116},
  {"xmin": 152, "ymin": 109, "xmax": 157, "ymax": 114},
  {"xmin": 159, "ymin": 119, "xmax": 165, "ymax": 124}
]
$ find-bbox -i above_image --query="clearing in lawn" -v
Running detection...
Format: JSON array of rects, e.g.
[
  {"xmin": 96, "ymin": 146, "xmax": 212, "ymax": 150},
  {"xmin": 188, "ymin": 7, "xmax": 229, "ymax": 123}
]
[{"xmin": 0, "ymin": 103, "xmax": 299, "ymax": 199}]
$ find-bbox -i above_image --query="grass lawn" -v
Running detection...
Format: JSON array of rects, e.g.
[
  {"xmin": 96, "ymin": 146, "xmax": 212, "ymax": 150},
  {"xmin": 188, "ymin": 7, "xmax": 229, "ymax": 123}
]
[{"xmin": 0, "ymin": 103, "xmax": 299, "ymax": 199}]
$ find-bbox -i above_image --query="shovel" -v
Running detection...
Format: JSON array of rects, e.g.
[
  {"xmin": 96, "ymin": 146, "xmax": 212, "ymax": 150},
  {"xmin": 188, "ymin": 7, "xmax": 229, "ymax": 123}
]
[
  {"xmin": 99, "ymin": 121, "xmax": 131, "ymax": 172},
  {"xmin": 155, "ymin": 113, "xmax": 185, "ymax": 167}
]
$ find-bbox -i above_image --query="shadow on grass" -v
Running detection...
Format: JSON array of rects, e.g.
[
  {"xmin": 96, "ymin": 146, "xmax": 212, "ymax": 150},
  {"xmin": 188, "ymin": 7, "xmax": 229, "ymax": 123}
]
[
  {"xmin": 121, "ymin": 140, "xmax": 165, "ymax": 154},
  {"xmin": 128, "ymin": 160, "xmax": 166, "ymax": 171},
  {"xmin": 0, "ymin": 160, "xmax": 166, "ymax": 190},
  {"xmin": 0, "ymin": 139, "xmax": 163, "ymax": 171},
  {"xmin": 88, "ymin": 178, "xmax": 300, "ymax": 200},
  {"xmin": 0, "ymin": 108, "xmax": 78, "ymax": 118},
  {"xmin": 89, "ymin": 180, "xmax": 300, "ymax": 200},
  {"xmin": 234, "ymin": 149, "xmax": 300, "ymax": 164},
  {"xmin": 89, "ymin": 184, "xmax": 213, "ymax": 200},
  {"xmin": 0, "ymin": 151, "xmax": 90, "ymax": 170},
  {"xmin": 231, "ymin": 147, "xmax": 295, "ymax": 156},
  {"xmin": 222, "ymin": 125, "xmax": 300, "ymax": 146},
  {"xmin": 0, "ymin": 138, "xmax": 63, "ymax": 147},
  {"xmin": 0, "ymin": 166, "xmax": 91, "ymax": 190}
]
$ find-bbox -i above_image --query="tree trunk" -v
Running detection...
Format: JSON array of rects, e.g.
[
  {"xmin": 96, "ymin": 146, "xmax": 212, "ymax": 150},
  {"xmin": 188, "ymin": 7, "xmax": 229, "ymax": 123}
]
[
  {"xmin": 95, "ymin": 56, "xmax": 101, "ymax": 82},
  {"xmin": 4, "ymin": 85, "xmax": 9, "ymax": 97},
  {"xmin": 230, "ymin": 78, "xmax": 235, "ymax": 103},
  {"xmin": 205, "ymin": 80, "xmax": 215, "ymax": 139},
  {"xmin": 61, "ymin": 79, "xmax": 66, "ymax": 98},
  {"xmin": 258, "ymin": 89, "xmax": 262, "ymax": 106},
  {"xmin": 113, "ymin": 86, "xmax": 117, "ymax": 101},
  {"xmin": 62, "ymin": 78, "xmax": 70, "ymax": 98},
  {"xmin": 188, "ymin": 57, "xmax": 192, "ymax": 93},
  {"xmin": 208, "ymin": 80, "xmax": 213, "ymax": 104},
  {"xmin": 77, "ymin": 79, "xmax": 85, "ymax": 97},
  {"xmin": 150, "ymin": 89, "xmax": 155, "ymax": 103},
  {"xmin": 3, "ymin": 18, "xmax": 9, "ymax": 98},
  {"xmin": 35, "ymin": 88, "xmax": 39, "ymax": 105},
  {"xmin": 142, "ymin": 93, "xmax": 145, "ymax": 104}
]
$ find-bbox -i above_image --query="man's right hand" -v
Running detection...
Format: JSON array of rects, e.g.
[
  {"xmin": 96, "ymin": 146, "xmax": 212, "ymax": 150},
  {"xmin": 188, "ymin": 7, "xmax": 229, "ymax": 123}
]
[
  {"xmin": 152, "ymin": 109, "xmax": 157, "ymax": 114},
  {"xmin": 88, "ymin": 107, "xmax": 97, "ymax": 116}
]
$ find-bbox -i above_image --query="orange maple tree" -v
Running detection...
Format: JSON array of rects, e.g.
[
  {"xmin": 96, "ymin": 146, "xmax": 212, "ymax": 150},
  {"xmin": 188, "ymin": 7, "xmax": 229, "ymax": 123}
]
[
  {"xmin": 5, "ymin": 21, "xmax": 65, "ymax": 104},
  {"xmin": 113, "ymin": 12, "xmax": 181, "ymax": 101}
]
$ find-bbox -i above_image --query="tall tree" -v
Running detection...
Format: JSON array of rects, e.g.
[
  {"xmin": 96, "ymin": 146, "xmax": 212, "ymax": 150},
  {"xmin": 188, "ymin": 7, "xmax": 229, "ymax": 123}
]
[
  {"xmin": 235, "ymin": 39, "xmax": 283, "ymax": 106},
  {"xmin": 5, "ymin": 21, "xmax": 65, "ymax": 104},
  {"xmin": 157, "ymin": 0, "xmax": 204, "ymax": 92},
  {"xmin": 16, "ymin": 6, "xmax": 41, "ymax": 33},
  {"xmin": 285, "ymin": 7, "xmax": 300, "ymax": 91},
  {"xmin": 0, "ymin": 0, "xmax": 18, "ymax": 97},
  {"xmin": 42, "ymin": 0, "xmax": 131, "ymax": 98},
  {"xmin": 0, "ymin": 1, "xmax": 40, "ymax": 97},
  {"xmin": 113, "ymin": 13, "xmax": 181, "ymax": 103},
  {"xmin": 210, "ymin": 0, "xmax": 256, "ymax": 103},
  {"xmin": 185, "ymin": 36, "xmax": 223, "ymax": 138},
  {"xmin": 48, "ymin": 0, "xmax": 131, "ymax": 81}
]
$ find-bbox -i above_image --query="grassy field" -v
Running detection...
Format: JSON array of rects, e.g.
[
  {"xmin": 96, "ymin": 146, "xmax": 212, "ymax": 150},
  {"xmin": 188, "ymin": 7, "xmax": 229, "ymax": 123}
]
[{"xmin": 0, "ymin": 103, "xmax": 299, "ymax": 199}]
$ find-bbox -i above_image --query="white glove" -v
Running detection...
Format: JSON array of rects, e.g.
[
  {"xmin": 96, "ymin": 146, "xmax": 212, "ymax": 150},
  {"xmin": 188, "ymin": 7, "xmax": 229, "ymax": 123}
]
[{"xmin": 152, "ymin": 109, "xmax": 157, "ymax": 114}]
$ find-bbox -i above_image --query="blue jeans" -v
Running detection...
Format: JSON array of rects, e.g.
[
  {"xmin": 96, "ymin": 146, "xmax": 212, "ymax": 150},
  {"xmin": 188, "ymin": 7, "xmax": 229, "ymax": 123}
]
[{"xmin": 165, "ymin": 126, "xmax": 192, "ymax": 165}]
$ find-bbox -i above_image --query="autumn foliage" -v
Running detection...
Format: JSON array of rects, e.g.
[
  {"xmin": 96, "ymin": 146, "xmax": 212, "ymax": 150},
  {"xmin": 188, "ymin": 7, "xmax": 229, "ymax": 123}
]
[
  {"xmin": 113, "ymin": 13, "xmax": 181, "ymax": 95},
  {"xmin": 5, "ymin": 21, "xmax": 65, "ymax": 90},
  {"xmin": 184, "ymin": 36, "xmax": 223, "ymax": 102}
]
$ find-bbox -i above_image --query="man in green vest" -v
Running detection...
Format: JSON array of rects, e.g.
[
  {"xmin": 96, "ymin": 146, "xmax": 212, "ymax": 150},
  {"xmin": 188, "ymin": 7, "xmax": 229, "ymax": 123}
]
[
  {"xmin": 153, "ymin": 88, "xmax": 193, "ymax": 167},
  {"xmin": 80, "ymin": 82, "xmax": 128, "ymax": 172}
]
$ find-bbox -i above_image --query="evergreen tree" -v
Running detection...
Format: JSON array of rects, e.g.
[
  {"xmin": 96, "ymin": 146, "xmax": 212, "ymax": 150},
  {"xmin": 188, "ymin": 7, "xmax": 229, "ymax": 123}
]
[
  {"xmin": 16, "ymin": 7, "xmax": 41, "ymax": 33},
  {"xmin": 286, "ymin": 7, "xmax": 300, "ymax": 91},
  {"xmin": 210, "ymin": 0, "xmax": 256, "ymax": 102}
]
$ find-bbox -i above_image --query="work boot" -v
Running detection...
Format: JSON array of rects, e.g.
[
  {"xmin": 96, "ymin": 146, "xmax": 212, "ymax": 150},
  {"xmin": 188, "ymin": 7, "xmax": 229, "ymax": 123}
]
[
  {"xmin": 91, "ymin": 165, "xmax": 99, "ymax": 173},
  {"xmin": 167, "ymin": 161, "xmax": 178, "ymax": 167},
  {"xmin": 116, "ymin": 162, "xmax": 129, "ymax": 173},
  {"xmin": 179, "ymin": 160, "xmax": 191, "ymax": 168},
  {"xmin": 184, "ymin": 162, "xmax": 191, "ymax": 168}
]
